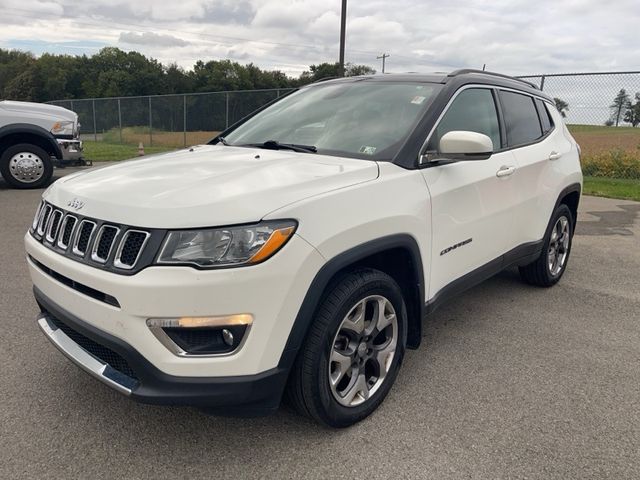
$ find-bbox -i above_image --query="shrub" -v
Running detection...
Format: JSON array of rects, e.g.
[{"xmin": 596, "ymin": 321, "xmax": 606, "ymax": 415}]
[{"xmin": 581, "ymin": 149, "xmax": 640, "ymax": 179}]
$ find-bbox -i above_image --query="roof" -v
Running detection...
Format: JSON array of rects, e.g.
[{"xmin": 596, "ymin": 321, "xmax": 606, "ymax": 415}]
[{"xmin": 310, "ymin": 70, "xmax": 552, "ymax": 102}]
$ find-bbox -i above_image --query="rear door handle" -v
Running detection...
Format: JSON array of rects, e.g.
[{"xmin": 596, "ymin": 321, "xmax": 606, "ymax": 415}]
[
  {"xmin": 549, "ymin": 151, "xmax": 562, "ymax": 161},
  {"xmin": 496, "ymin": 165, "xmax": 516, "ymax": 178}
]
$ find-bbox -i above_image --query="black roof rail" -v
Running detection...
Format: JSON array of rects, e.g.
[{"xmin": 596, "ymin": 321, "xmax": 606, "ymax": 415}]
[
  {"xmin": 311, "ymin": 76, "xmax": 341, "ymax": 84},
  {"xmin": 447, "ymin": 69, "xmax": 539, "ymax": 90}
]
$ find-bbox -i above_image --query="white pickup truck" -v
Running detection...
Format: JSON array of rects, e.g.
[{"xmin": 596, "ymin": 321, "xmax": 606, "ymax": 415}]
[
  {"xmin": 26, "ymin": 70, "xmax": 582, "ymax": 427},
  {"xmin": 0, "ymin": 100, "xmax": 84, "ymax": 188}
]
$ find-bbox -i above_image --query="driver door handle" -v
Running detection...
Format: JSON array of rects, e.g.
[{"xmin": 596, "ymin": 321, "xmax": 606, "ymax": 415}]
[
  {"xmin": 496, "ymin": 165, "xmax": 516, "ymax": 178},
  {"xmin": 549, "ymin": 151, "xmax": 562, "ymax": 161}
]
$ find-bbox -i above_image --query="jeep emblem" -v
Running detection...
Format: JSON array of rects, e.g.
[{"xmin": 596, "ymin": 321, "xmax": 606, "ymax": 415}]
[{"xmin": 67, "ymin": 198, "xmax": 85, "ymax": 210}]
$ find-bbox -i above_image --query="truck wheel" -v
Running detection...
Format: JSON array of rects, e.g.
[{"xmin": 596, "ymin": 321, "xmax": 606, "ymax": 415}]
[
  {"xmin": 286, "ymin": 268, "xmax": 407, "ymax": 427},
  {"xmin": 519, "ymin": 204, "xmax": 574, "ymax": 287},
  {"xmin": 0, "ymin": 143, "xmax": 53, "ymax": 189}
]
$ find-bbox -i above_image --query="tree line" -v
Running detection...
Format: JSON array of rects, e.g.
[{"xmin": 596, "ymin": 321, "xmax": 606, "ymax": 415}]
[{"xmin": 0, "ymin": 47, "xmax": 375, "ymax": 102}]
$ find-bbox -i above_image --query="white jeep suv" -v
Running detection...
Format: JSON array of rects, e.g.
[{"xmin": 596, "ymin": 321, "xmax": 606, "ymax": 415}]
[{"xmin": 25, "ymin": 70, "xmax": 582, "ymax": 427}]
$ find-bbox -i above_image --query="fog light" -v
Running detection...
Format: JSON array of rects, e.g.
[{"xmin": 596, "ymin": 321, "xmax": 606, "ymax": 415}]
[
  {"xmin": 222, "ymin": 328, "xmax": 234, "ymax": 346},
  {"xmin": 146, "ymin": 314, "xmax": 252, "ymax": 356}
]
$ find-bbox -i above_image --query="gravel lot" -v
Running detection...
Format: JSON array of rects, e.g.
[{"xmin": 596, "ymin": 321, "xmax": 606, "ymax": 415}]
[{"xmin": 1, "ymin": 167, "xmax": 639, "ymax": 479}]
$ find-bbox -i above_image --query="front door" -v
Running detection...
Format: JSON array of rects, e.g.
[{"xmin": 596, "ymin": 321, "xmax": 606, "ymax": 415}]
[{"xmin": 420, "ymin": 87, "xmax": 519, "ymax": 298}]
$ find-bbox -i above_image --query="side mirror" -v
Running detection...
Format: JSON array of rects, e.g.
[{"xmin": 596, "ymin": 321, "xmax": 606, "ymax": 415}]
[{"xmin": 437, "ymin": 131, "xmax": 493, "ymax": 161}]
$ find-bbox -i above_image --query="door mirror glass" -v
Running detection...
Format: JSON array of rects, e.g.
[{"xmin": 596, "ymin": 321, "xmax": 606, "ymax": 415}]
[{"xmin": 438, "ymin": 130, "xmax": 493, "ymax": 160}]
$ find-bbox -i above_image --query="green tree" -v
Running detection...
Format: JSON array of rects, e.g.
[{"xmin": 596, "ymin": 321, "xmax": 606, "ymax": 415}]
[
  {"xmin": 623, "ymin": 92, "xmax": 640, "ymax": 127},
  {"xmin": 610, "ymin": 88, "xmax": 631, "ymax": 127},
  {"xmin": 553, "ymin": 97, "xmax": 569, "ymax": 118},
  {"xmin": 299, "ymin": 62, "xmax": 376, "ymax": 84}
]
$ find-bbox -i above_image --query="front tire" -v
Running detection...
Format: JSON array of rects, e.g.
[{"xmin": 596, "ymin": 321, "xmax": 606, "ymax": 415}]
[
  {"xmin": 0, "ymin": 143, "xmax": 53, "ymax": 189},
  {"xmin": 286, "ymin": 268, "xmax": 407, "ymax": 427},
  {"xmin": 519, "ymin": 204, "xmax": 574, "ymax": 287}
]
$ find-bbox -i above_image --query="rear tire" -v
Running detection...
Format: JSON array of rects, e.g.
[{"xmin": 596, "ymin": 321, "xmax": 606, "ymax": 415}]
[
  {"xmin": 0, "ymin": 143, "xmax": 53, "ymax": 189},
  {"xmin": 286, "ymin": 268, "xmax": 407, "ymax": 428},
  {"xmin": 519, "ymin": 204, "xmax": 574, "ymax": 287}
]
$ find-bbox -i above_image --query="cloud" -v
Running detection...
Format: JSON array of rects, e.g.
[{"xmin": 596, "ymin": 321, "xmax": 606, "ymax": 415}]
[
  {"xmin": 119, "ymin": 31, "xmax": 190, "ymax": 47},
  {"xmin": 0, "ymin": 0, "xmax": 638, "ymax": 77}
]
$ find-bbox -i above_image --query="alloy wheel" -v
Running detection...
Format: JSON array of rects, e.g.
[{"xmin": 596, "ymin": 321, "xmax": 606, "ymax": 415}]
[{"xmin": 328, "ymin": 295, "xmax": 398, "ymax": 407}]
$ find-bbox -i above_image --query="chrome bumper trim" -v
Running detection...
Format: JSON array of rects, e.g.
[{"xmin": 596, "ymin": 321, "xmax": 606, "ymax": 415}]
[{"xmin": 37, "ymin": 313, "xmax": 132, "ymax": 396}]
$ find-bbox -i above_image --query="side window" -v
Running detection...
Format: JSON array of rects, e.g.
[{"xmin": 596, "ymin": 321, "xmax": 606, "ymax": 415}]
[
  {"xmin": 428, "ymin": 88, "xmax": 501, "ymax": 152},
  {"xmin": 534, "ymin": 98, "xmax": 554, "ymax": 134},
  {"xmin": 499, "ymin": 91, "xmax": 543, "ymax": 146}
]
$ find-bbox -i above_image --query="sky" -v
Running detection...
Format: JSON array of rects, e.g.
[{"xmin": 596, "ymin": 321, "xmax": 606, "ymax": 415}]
[{"xmin": 0, "ymin": 0, "xmax": 639, "ymax": 78}]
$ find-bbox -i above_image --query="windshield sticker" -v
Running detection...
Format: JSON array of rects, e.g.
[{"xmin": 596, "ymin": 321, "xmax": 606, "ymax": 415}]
[
  {"xmin": 411, "ymin": 95, "xmax": 426, "ymax": 105},
  {"xmin": 359, "ymin": 146, "xmax": 377, "ymax": 155}
]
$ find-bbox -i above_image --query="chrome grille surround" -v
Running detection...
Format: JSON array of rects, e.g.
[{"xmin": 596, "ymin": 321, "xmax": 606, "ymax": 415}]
[
  {"xmin": 90, "ymin": 225, "xmax": 120, "ymax": 264},
  {"xmin": 45, "ymin": 209, "xmax": 63, "ymax": 244},
  {"xmin": 72, "ymin": 220, "xmax": 97, "ymax": 257},
  {"xmin": 36, "ymin": 204, "xmax": 52, "ymax": 237},
  {"xmin": 57, "ymin": 215, "xmax": 78, "ymax": 250},
  {"xmin": 114, "ymin": 230, "xmax": 151, "ymax": 270}
]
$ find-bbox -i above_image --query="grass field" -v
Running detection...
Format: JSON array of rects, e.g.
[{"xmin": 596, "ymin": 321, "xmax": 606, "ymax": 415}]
[
  {"xmin": 583, "ymin": 176, "xmax": 640, "ymax": 202},
  {"xmin": 102, "ymin": 127, "xmax": 218, "ymax": 148},
  {"xmin": 83, "ymin": 141, "xmax": 174, "ymax": 162},
  {"xmin": 568, "ymin": 125, "xmax": 640, "ymax": 155}
]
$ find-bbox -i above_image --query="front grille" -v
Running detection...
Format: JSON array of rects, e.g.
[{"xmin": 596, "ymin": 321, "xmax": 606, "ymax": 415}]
[
  {"xmin": 115, "ymin": 230, "xmax": 149, "ymax": 269},
  {"xmin": 91, "ymin": 225, "xmax": 119, "ymax": 263},
  {"xmin": 58, "ymin": 215, "xmax": 77, "ymax": 249},
  {"xmin": 29, "ymin": 202, "xmax": 162, "ymax": 275},
  {"xmin": 48, "ymin": 314, "xmax": 138, "ymax": 381},
  {"xmin": 36, "ymin": 204, "xmax": 52, "ymax": 236},
  {"xmin": 74, "ymin": 220, "xmax": 95, "ymax": 255},
  {"xmin": 45, "ymin": 210, "xmax": 63, "ymax": 243},
  {"xmin": 30, "ymin": 256, "xmax": 120, "ymax": 307}
]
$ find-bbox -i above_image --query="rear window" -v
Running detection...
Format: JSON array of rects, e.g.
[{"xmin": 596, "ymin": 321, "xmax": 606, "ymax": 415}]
[{"xmin": 499, "ymin": 91, "xmax": 543, "ymax": 147}]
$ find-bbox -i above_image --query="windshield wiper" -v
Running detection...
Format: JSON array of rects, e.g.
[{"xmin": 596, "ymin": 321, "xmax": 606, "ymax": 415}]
[
  {"xmin": 217, "ymin": 136, "xmax": 229, "ymax": 145},
  {"xmin": 238, "ymin": 140, "xmax": 317, "ymax": 153}
]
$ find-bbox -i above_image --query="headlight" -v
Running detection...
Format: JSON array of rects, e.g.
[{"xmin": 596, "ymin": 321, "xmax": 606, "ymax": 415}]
[
  {"xmin": 157, "ymin": 220, "xmax": 297, "ymax": 268},
  {"xmin": 50, "ymin": 121, "xmax": 75, "ymax": 135}
]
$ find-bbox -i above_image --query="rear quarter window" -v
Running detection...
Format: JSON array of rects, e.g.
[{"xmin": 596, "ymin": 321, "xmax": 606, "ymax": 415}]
[
  {"xmin": 499, "ymin": 91, "xmax": 543, "ymax": 147},
  {"xmin": 534, "ymin": 99, "xmax": 554, "ymax": 134}
]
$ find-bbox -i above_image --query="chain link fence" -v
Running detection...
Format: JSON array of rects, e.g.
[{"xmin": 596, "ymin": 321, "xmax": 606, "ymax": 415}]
[
  {"xmin": 517, "ymin": 71, "xmax": 640, "ymax": 182},
  {"xmin": 49, "ymin": 88, "xmax": 295, "ymax": 148},
  {"xmin": 50, "ymin": 73, "xmax": 640, "ymax": 184}
]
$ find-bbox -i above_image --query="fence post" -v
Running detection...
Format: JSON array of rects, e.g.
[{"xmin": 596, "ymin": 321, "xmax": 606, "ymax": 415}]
[
  {"xmin": 117, "ymin": 98, "xmax": 122, "ymax": 144},
  {"xmin": 539, "ymin": 75, "xmax": 546, "ymax": 91},
  {"xmin": 92, "ymin": 99, "xmax": 97, "ymax": 142},
  {"xmin": 225, "ymin": 92, "xmax": 229, "ymax": 129},
  {"xmin": 183, "ymin": 94, "xmax": 187, "ymax": 147},
  {"xmin": 148, "ymin": 96, "xmax": 153, "ymax": 147},
  {"xmin": 70, "ymin": 100, "xmax": 74, "ymax": 112},
  {"xmin": 276, "ymin": 89, "xmax": 280, "ymax": 98}
]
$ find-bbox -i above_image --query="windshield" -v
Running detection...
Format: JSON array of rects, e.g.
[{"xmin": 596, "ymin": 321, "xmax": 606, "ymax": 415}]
[{"xmin": 223, "ymin": 81, "xmax": 441, "ymax": 161}]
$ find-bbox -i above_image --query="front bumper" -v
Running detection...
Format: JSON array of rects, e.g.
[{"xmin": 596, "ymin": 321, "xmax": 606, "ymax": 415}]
[
  {"xmin": 35, "ymin": 287, "xmax": 290, "ymax": 412},
  {"xmin": 25, "ymin": 232, "xmax": 322, "ymax": 378},
  {"xmin": 55, "ymin": 138, "xmax": 84, "ymax": 162}
]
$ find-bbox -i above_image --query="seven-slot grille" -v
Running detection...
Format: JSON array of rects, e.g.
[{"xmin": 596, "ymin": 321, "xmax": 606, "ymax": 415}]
[{"xmin": 31, "ymin": 201, "xmax": 152, "ymax": 273}]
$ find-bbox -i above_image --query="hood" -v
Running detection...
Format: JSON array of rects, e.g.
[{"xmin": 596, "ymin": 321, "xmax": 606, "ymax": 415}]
[
  {"xmin": 44, "ymin": 145, "xmax": 379, "ymax": 228},
  {"xmin": 0, "ymin": 100, "xmax": 77, "ymax": 123}
]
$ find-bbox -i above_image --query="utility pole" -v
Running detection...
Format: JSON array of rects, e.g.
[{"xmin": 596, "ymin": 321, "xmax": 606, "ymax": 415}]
[
  {"xmin": 338, "ymin": 0, "xmax": 347, "ymax": 76},
  {"xmin": 377, "ymin": 53, "xmax": 390, "ymax": 73}
]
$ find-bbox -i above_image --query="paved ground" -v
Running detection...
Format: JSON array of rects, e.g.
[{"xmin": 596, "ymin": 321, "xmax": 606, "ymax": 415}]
[{"xmin": 1, "ymin": 168, "xmax": 639, "ymax": 479}]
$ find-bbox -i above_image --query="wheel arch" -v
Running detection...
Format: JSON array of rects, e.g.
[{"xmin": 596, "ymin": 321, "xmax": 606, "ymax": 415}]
[
  {"xmin": 0, "ymin": 124, "xmax": 62, "ymax": 159},
  {"xmin": 556, "ymin": 183, "xmax": 581, "ymax": 231},
  {"xmin": 278, "ymin": 234, "xmax": 426, "ymax": 373}
]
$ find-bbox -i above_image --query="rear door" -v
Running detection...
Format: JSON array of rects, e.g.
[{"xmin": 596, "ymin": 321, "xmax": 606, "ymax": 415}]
[
  {"xmin": 421, "ymin": 86, "xmax": 519, "ymax": 298},
  {"xmin": 498, "ymin": 91, "xmax": 572, "ymax": 244}
]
